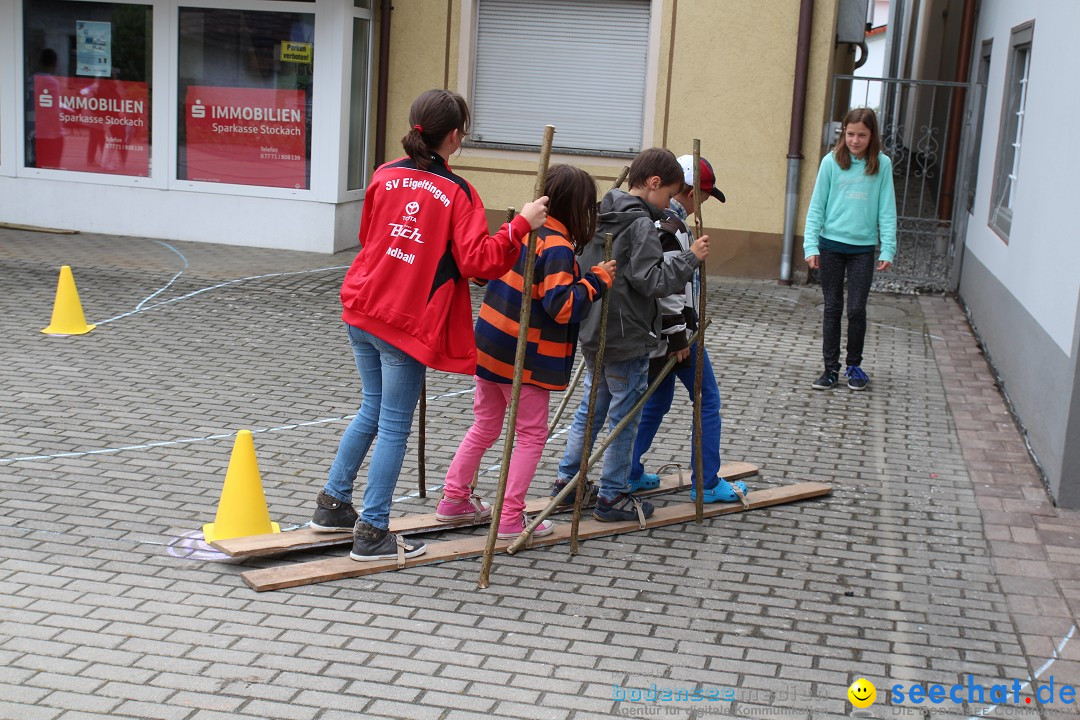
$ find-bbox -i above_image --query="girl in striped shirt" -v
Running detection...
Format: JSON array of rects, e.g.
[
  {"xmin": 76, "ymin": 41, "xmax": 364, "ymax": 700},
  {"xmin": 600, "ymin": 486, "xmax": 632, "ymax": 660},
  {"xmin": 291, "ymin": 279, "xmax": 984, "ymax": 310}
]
[{"xmin": 436, "ymin": 165, "xmax": 615, "ymax": 538}]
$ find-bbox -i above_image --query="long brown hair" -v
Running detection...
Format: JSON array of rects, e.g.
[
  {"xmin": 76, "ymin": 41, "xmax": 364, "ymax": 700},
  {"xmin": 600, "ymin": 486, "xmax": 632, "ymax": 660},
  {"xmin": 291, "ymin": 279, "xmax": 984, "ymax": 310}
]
[
  {"xmin": 401, "ymin": 89, "xmax": 470, "ymax": 171},
  {"xmin": 544, "ymin": 165, "xmax": 598, "ymax": 253},
  {"xmin": 832, "ymin": 107, "xmax": 882, "ymax": 175}
]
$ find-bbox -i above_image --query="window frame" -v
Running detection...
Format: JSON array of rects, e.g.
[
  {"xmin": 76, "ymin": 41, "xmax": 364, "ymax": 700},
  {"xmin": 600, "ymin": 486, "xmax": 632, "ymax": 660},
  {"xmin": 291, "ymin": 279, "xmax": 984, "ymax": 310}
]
[
  {"xmin": 11, "ymin": 0, "xmax": 356, "ymax": 203},
  {"xmin": 0, "ymin": 0, "xmax": 17, "ymax": 178},
  {"xmin": 169, "ymin": 0, "xmax": 323, "ymax": 199},
  {"xmin": 965, "ymin": 38, "xmax": 992, "ymax": 215},
  {"xmin": 988, "ymin": 20, "xmax": 1034, "ymax": 242},
  {"xmin": 15, "ymin": 0, "xmax": 163, "ymax": 188},
  {"xmin": 455, "ymin": 0, "xmax": 661, "ymax": 160},
  {"xmin": 338, "ymin": 2, "xmax": 374, "ymax": 201}
]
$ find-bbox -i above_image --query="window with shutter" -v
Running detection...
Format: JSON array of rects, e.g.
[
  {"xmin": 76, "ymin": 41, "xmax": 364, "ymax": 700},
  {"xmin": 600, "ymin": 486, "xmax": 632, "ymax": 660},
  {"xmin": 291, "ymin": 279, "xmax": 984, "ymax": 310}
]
[{"xmin": 470, "ymin": 0, "xmax": 651, "ymax": 154}]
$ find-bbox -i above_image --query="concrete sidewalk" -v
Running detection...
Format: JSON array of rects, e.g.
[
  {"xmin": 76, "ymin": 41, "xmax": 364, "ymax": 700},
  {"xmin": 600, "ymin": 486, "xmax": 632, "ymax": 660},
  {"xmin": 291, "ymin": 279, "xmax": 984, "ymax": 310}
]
[{"xmin": 1, "ymin": 228, "xmax": 1077, "ymax": 720}]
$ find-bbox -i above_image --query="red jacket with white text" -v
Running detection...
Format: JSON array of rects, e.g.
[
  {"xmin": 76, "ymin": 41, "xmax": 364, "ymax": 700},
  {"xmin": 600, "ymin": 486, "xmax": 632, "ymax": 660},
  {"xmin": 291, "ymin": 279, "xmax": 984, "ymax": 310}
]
[{"xmin": 340, "ymin": 154, "xmax": 531, "ymax": 375}]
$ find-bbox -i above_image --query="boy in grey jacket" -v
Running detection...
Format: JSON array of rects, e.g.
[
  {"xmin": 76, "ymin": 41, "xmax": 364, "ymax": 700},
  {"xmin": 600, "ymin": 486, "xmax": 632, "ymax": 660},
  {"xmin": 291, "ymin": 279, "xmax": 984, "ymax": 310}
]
[
  {"xmin": 553, "ymin": 148, "xmax": 708, "ymax": 523},
  {"xmin": 630, "ymin": 154, "xmax": 748, "ymax": 505}
]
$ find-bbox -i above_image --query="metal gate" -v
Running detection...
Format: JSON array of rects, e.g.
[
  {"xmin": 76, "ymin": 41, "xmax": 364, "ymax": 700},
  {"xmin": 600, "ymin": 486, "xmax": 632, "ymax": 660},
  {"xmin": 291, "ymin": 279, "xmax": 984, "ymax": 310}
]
[{"xmin": 826, "ymin": 74, "xmax": 974, "ymax": 293}]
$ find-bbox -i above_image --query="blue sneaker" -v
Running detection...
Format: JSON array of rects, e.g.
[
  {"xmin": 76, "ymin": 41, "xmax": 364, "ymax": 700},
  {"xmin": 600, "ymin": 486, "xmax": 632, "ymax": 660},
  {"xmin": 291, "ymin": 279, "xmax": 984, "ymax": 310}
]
[
  {"xmin": 626, "ymin": 473, "xmax": 661, "ymax": 493},
  {"xmin": 690, "ymin": 479, "xmax": 748, "ymax": 504},
  {"xmin": 845, "ymin": 365, "xmax": 869, "ymax": 390}
]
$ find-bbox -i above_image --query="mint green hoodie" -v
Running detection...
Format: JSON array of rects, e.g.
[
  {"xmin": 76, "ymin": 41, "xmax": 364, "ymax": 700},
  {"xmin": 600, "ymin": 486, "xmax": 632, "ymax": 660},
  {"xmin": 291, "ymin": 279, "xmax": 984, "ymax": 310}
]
[{"xmin": 803, "ymin": 151, "xmax": 897, "ymax": 262}]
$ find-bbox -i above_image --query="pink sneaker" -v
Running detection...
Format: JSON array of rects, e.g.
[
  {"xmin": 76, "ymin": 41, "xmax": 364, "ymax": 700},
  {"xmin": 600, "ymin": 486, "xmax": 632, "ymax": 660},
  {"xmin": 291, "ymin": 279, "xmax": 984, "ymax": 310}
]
[
  {"xmin": 497, "ymin": 513, "xmax": 555, "ymax": 540},
  {"xmin": 435, "ymin": 494, "xmax": 492, "ymax": 523}
]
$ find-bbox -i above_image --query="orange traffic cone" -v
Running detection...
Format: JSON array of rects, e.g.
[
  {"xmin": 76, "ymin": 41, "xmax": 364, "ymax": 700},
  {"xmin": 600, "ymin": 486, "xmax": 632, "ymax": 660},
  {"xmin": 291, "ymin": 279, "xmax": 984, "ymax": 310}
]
[
  {"xmin": 202, "ymin": 430, "xmax": 280, "ymax": 543},
  {"xmin": 42, "ymin": 265, "xmax": 95, "ymax": 335}
]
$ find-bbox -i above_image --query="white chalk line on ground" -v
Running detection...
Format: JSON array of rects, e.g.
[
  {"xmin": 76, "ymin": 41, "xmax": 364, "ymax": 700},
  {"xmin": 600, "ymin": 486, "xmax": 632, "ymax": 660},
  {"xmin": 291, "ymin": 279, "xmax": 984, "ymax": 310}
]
[
  {"xmin": 0, "ymin": 387, "xmax": 477, "ymax": 464},
  {"xmin": 135, "ymin": 240, "xmax": 190, "ymax": 311},
  {"xmin": 93, "ymin": 252, "xmax": 348, "ymax": 326},
  {"xmin": 966, "ymin": 623, "xmax": 1076, "ymax": 719},
  {"xmin": 0, "ymin": 420, "xmax": 575, "ymax": 547}
]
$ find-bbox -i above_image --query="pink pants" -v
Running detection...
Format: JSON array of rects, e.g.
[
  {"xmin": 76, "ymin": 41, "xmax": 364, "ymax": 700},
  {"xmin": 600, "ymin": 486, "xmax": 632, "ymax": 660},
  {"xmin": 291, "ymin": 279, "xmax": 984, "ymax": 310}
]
[{"xmin": 444, "ymin": 378, "xmax": 550, "ymax": 524}]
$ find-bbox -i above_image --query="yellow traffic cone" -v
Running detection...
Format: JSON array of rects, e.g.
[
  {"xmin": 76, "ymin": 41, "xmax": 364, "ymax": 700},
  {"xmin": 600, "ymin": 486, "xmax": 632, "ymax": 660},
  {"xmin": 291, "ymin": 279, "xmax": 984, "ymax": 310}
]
[
  {"xmin": 202, "ymin": 430, "xmax": 280, "ymax": 543},
  {"xmin": 41, "ymin": 265, "xmax": 96, "ymax": 335}
]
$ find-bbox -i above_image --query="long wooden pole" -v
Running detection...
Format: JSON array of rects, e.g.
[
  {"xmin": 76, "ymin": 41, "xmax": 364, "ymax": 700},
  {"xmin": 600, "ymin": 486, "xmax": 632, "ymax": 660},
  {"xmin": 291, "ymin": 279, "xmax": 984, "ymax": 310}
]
[
  {"xmin": 692, "ymin": 140, "xmax": 708, "ymax": 523},
  {"xmin": 477, "ymin": 125, "xmax": 556, "ymax": 589},
  {"xmin": 417, "ymin": 379, "xmax": 427, "ymax": 497},
  {"xmin": 569, "ymin": 232, "xmax": 613, "ymax": 554},
  {"xmin": 506, "ymin": 320, "xmax": 711, "ymax": 555},
  {"xmin": 691, "ymin": 140, "xmax": 706, "ymax": 523}
]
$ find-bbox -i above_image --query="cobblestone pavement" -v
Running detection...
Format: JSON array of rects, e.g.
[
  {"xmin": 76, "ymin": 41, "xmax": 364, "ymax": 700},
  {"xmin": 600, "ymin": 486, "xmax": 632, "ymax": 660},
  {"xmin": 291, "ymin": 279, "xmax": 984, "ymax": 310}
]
[{"xmin": 1, "ymin": 228, "xmax": 1077, "ymax": 720}]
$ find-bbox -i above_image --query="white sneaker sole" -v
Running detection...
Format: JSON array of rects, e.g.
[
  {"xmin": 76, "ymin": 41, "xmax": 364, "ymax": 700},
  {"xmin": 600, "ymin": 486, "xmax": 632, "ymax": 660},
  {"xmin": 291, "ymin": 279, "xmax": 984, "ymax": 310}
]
[
  {"xmin": 497, "ymin": 522, "xmax": 554, "ymax": 540},
  {"xmin": 349, "ymin": 544, "xmax": 427, "ymax": 562}
]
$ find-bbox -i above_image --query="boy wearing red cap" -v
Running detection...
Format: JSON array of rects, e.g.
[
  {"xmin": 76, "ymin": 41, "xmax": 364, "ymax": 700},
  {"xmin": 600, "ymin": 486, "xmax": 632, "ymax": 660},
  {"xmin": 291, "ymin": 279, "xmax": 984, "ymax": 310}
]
[{"xmin": 628, "ymin": 155, "xmax": 748, "ymax": 504}]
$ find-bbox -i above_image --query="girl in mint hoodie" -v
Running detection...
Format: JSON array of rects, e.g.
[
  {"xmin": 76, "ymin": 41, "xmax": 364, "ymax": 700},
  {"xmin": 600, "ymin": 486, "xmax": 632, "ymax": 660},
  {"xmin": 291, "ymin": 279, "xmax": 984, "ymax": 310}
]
[{"xmin": 804, "ymin": 107, "xmax": 897, "ymax": 391}]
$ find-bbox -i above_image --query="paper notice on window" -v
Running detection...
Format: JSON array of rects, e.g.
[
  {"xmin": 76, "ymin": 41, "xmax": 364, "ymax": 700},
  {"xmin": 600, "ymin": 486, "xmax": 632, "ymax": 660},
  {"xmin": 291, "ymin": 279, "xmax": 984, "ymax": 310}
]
[
  {"xmin": 76, "ymin": 21, "xmax": 112, "ymax": 77},
  {"xmin": 280, "ymin": 41, "xmax": 313, "ymax": 64}
]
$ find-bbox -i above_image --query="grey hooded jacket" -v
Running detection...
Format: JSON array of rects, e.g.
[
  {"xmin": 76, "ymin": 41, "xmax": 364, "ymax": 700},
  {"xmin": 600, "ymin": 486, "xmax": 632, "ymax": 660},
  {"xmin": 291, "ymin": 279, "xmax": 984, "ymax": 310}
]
[{"xmin": 579, "ymin": 189, "xmax": 700, "ymax": 363}]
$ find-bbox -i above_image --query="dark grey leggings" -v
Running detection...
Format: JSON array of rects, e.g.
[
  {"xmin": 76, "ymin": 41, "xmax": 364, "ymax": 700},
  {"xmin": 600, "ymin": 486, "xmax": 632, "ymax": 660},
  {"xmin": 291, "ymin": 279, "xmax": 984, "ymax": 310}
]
[{"xmin": 819, "ymin": 248, "xmax": 875, "ymax": 372}]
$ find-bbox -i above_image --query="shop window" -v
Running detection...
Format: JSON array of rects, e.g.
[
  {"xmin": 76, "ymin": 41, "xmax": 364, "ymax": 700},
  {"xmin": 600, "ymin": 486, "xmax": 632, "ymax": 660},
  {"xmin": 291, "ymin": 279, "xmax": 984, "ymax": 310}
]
[
  {"xmin": 177, "ymin": 8, "xmax": 314, "ymax": 190},
  {"xmin": 470, "ymin": 0, "xmax": 650, "ymax": 154},
  {"xmin": 346, "ymin": 14, "xmax": 372, "ymax": 191},
  {"xmin": 989, "ymin": 21, "xmax": 1034, "ymax": 242},
  {"xmin": 23, "ymin": 0, "xmax": 153, "ymax": 176}
]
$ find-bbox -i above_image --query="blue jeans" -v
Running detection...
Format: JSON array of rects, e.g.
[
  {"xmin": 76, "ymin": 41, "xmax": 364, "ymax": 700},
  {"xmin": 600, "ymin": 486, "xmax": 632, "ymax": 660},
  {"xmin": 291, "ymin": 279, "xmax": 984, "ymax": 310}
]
[
  {"xmin": 323, "ymin": 324, "xmax": 426, "ymax": 530},
  {"xmin": 557, "ymin": 355, "xmax": 649, "ymax": 502},
  {"xmin": 631, "ymin": 346, "xmax": 722, "ymax": 489}
]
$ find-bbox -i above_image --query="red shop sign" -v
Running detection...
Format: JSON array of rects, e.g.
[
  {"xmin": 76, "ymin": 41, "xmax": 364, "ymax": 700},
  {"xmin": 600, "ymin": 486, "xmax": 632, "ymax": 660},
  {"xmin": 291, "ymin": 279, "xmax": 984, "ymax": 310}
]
[
  {"xmin": 33, "ymin": 76, "xmax": 150, "ymax": 176},
  {"xmin": 184, "ymin": 86, "xmax": 307, "ymax": 189}
]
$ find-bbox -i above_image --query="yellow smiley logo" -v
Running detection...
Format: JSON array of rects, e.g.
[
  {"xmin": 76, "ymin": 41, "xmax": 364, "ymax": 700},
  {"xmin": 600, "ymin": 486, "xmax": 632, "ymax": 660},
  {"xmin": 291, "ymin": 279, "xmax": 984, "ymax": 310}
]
[{"xmin": 848, "ymin": 678, "xmax": 877, "ymax": 709}]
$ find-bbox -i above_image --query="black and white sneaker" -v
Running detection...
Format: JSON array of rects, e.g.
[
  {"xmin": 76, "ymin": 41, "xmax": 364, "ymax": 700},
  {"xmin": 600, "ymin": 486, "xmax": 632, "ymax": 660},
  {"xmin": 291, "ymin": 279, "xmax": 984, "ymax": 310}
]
[
  {"xmin": 350, "ymin": 521, "xmax": 426, "ymax": 562},
  {"xmin": 311, "ymin": 491, "xmax": 358, "ymax": 532},
  {"xmin": 811, "ymin": 369, "xmax": 839, "ymax": 390}
]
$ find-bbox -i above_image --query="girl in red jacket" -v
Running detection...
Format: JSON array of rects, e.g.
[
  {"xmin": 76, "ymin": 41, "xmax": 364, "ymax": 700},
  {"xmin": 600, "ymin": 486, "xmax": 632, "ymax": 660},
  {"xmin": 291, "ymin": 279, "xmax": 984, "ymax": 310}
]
[
  {"xmin": 310, "ymin": 89, "xmax": 548, "ymax": 562},
  {"xmin": 435, "ymin": 165, "xmax": 615, "ymax": 539}
]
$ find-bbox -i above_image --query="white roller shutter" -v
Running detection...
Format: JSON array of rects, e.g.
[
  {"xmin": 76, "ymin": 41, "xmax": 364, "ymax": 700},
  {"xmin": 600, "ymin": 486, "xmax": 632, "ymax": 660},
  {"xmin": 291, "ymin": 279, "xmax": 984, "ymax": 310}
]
[{"xmin": 471, "ymin": 0, "xmax": 651, "ymax": 153}]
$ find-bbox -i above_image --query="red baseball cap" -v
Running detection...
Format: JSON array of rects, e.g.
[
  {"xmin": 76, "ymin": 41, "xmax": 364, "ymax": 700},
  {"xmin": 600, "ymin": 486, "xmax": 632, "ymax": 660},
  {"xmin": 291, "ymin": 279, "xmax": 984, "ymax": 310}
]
[{"xmin": 677, "ymin": 154, "xmax": 726, "ymax": 203}]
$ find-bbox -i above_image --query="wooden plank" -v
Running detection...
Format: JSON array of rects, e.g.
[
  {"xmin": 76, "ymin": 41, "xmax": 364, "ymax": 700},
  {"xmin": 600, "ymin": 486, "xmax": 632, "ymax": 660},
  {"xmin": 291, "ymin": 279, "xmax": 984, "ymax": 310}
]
[
  {"xmin": 212, "ymin": 461, "xmax": 759, "ymax": 558},
  {"xmin": 242, "ymin": 481, "xmax": 830, "ymax": 592}
]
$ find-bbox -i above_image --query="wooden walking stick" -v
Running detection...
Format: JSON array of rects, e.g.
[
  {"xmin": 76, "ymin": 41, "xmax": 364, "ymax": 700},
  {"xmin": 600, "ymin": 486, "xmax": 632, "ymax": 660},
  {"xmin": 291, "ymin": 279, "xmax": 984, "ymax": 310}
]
[
  {"xmin": 611, "ymin": 165, "xmax": 630, "ymax": 192},
  {"xmin": 477, "ymin": 125, "xmax": 556, "ymax": 589},
  {"xmin": 692, "ymin": 140, "xmax": 706, "ymax": 523},
  {"xmin": 507, "ymin": 320, "xmax": 711, "ymax": 555},
  {"xmin": 569, "ymin": 232, "xmax": 613, "ymax": 555},
  {"xmin": 547, "ymin": 166, "xmax": 627, "ymax": 436},
  {"xmin": 417, "ymin": 379, "xmax": 427, "ymax": 497},
  {"xmin": 547, "ymin": 361, "xmax": 586, "ymax": 436}
]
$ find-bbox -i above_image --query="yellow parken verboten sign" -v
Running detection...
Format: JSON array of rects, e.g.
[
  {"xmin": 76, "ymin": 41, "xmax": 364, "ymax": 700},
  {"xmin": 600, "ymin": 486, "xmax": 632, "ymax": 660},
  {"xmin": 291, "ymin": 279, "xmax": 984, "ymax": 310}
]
[{"xmin": 280, "ymin": 41, "xmax": 312, "ymax": 64}]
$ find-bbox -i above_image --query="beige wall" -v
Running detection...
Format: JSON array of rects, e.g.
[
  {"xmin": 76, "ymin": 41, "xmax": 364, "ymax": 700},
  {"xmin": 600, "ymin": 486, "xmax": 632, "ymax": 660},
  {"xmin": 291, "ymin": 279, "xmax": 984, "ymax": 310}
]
[{"xmin": 373, "ymin": 0, "xmax": 840, "ymax": 278}]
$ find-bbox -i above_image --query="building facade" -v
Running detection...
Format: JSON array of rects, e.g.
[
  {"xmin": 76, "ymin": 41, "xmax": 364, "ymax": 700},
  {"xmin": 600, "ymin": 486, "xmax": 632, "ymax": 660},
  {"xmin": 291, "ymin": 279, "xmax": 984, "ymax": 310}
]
[
  {"xmin": 1, "ymin": 0, "xmax": 374, "ymax": 253},
  {"xmin": 1, "ymin": 0, "xmax": 845, "ymax": 273},
  {"xmin": 956, "ymin": 0, "xmax": 1080, "ymax": 508}
]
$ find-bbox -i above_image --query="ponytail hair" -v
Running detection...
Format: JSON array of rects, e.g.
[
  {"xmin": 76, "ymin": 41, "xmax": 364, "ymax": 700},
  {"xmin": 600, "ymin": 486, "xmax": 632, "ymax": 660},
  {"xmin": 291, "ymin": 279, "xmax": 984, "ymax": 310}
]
[
  {"xmin": 401, "ymin": 89, "xmax": 471, "ymax": 171},
  {"xmin": 832, "ymin": 107, "xmax": 882, "ymax": 175},
  {"xmin": 544, "ymin": 165, "xmax": 598, "ymax": 254}
]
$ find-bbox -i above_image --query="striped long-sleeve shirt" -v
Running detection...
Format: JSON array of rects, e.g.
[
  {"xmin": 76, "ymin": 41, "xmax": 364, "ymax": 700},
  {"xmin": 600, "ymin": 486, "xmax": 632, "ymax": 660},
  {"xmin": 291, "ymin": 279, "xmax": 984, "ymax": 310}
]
[{"xmin": 475, "ymin": 218, "xmax": 612, "ymax": 390}]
